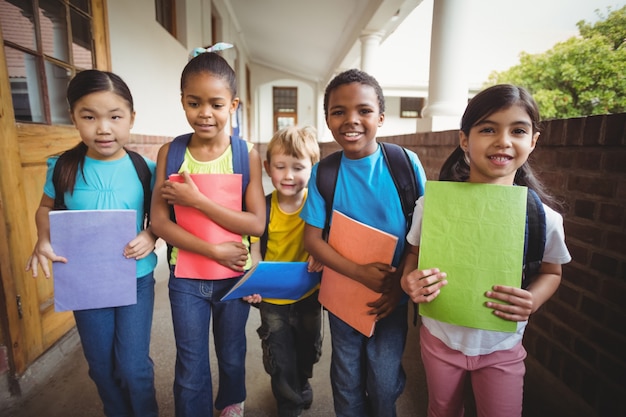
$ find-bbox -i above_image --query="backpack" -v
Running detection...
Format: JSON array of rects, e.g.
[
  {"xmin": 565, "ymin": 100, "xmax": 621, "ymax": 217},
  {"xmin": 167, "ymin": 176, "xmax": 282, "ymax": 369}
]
[
  {"xmin": 523, "ymin": 189, "xmax": 546, "ymax": 287},
  {"xmin": 316, "ymin": 142, "xmax": 420, "ymax": 240},
  {"xmin": 164, "ymin": 133, "xmax": 251, "ymax": 260},
  {"xmin": 52, "ymin": 149, "xmax": 152, "ymax": 229},
  {"xmin": 165, "ymin": 133, "xmax": 250, "ymax": 197}
]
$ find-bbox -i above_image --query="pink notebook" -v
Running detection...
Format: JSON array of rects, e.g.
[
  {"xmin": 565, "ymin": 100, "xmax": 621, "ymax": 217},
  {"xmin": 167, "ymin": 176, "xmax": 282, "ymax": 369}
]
[{"xmin": 170, "ymin": 173, "xmax": 244, "ymax": 280}]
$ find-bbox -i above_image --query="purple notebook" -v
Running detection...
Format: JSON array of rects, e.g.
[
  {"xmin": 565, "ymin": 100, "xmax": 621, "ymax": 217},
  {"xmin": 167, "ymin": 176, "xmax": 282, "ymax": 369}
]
[{"xmin": 49, "ymin": 210, "xmax": 137, "ymax": 312}]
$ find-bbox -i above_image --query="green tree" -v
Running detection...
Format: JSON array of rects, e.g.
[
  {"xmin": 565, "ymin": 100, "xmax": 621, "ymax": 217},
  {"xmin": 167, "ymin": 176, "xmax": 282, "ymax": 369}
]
[{"xmin": 486, "ymin": 6, "xmax": 626, "ymax": 119}]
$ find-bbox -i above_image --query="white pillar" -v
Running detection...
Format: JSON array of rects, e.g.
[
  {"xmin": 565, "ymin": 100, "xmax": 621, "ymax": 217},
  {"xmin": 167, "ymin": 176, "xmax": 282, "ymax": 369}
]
[
  {"xmin": 360, "ymin": 31, "xmax": 384, "ymax": 76},
  {"xmin": 417, "ymin": 0, "xmax": 470, "ymax": 132}
]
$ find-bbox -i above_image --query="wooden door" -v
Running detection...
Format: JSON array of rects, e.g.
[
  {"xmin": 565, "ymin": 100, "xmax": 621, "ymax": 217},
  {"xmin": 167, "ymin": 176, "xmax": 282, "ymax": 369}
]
[{"xmin": 0, "ymin": 0, "xmax": 110, "ymax": 376}]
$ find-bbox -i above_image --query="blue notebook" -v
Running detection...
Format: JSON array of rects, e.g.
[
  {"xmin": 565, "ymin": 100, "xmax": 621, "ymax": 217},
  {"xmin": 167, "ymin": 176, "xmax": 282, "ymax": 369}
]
[
  {"xmin": 49, "ymin": 210, "xmax": 137, "ymax": 312},
  {"xmin": 221, "ymin": 262, "xmax": 321, "ymax": 301}
]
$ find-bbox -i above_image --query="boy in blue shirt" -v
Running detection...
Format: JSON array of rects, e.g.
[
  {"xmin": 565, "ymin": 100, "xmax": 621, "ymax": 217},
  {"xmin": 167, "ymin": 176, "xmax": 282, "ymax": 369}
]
[{"xmin": 301, "ymin": 69, "xmax": 426, "ymax": 417}]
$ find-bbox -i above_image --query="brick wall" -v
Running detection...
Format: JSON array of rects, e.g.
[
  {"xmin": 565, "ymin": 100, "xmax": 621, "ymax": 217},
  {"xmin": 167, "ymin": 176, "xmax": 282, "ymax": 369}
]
[
  {"xmin": 318, "ymin": 113, "xmax": 626, "ymax": 417},
  {"xmin": 126, "ymin": 133, "xmax": 171, "ymax": 161}
]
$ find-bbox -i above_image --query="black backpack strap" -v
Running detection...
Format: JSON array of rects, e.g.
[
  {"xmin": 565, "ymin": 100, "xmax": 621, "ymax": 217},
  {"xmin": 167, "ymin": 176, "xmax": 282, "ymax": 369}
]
[
  {"xmin": 126, "ymin": 150, "xmax": 152, "ymax": 229},
  {"xmin": 259, "ymin": 193, "xmax": 273, "ymax": 259},
  {"xmin": 316, "ymin": 150, "xmax": 343, "ymax": 240},
  {"xmin": 522, "ymin": 188, "xmax": 546, "ymax": 288},
  {"xmin": 380, "ymin": 143, "xmax": 419, "ymax": 230}
]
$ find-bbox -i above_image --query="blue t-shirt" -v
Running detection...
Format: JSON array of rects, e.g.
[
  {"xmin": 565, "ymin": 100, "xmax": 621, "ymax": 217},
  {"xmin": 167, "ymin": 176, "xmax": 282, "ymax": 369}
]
[
  {"xmin": 44, "ymin": 153, "xmax": 158, "ymax": 278},
  {"xmin": 301, "ymin": 143, "xmax": 426, "ymax": 266}
]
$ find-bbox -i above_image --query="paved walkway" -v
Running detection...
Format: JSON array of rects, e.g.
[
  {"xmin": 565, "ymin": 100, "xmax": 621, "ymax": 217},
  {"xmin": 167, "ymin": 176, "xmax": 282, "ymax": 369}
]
[{"xmin": 3, "ymin": 244, "xmax": 431, "ymax": 417}]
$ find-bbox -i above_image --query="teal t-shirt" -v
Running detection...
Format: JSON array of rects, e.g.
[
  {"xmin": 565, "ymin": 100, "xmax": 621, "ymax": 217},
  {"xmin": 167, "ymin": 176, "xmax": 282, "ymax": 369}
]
[{"xmin": 44, "ymin": 153, "xmax": 158, "ymax": 277}]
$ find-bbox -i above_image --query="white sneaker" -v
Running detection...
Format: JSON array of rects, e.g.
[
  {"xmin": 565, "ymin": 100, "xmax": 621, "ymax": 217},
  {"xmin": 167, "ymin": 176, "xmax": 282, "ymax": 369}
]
[{"xmin": 220, "ymin": 401, "xmax": 244, "ymax": 417}]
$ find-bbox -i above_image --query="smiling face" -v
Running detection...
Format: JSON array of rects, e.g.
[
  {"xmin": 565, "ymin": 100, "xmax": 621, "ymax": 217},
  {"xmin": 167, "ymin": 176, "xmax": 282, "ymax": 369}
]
[
  {"xmin": 70, "ymin": 91, "xmax": 135, "ymax": 161},
  {"xmin": 264, "ymin": 149, "xmax": 313, "ymax": 199},
  {"xmin": 325, "ymin": 82, "xmax": 384, "ymax": 159},
  {"xmin": 181, "ymin": 72, "xmax": 239, "ymax": 143},
  {"xmin": 460, "ymin": 104, "xmax": 539, "ymax": 185}
]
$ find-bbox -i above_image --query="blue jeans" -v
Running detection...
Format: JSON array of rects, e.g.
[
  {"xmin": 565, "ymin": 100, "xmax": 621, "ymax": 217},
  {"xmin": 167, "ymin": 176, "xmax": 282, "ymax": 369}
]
[
  {"xmin": 73, "ymin": 273, "xmax": 157, "ymax": 417},
  {"xmin": 328, "ymin": 303, "xmax": 408, "ymax": 417},
  {"xmin": 169, "ymin": 270, "xmax": 250, "ymax": 417},
  {"xmin": 257, "ymin": 291, "xmax": 323, "ymax": 417}
]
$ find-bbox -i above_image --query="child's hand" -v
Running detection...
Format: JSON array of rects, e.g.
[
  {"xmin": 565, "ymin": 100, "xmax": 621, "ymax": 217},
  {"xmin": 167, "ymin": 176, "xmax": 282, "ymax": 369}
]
[
  {"xmin": 401, "ymin": 268, "xmax": 447, "ymax": 304},
  {"xmin": 25, "ymin": 240, "xmax": 67, "ymax": 279},
  {"xmin": 124, "ymin": 230, "xmax": 156, "ymax": 260},
  {"xmin": 485, "ymin": 285, "xmax": 533, "ymax": 322},
  {"xmin": 367, "ymin": 277, "xmax": 403, "ymax": 319},
  {"xmin": 307, "ymin": 255, "xmax": 323, "ymax": 272},
  {"xmin": 243, "ymin": 294, "xmax": 262, "ymax": 303},
  {"xmin": 213, "ymin": 241, "xmax": 248, "ymax": 272},
  {"xmin": 356, "ymin": 262, "xmax": 396, "ymax": 293},
  {"xmin": 161, "ymin": 171, "xmax": 202, "ymax": 207}
]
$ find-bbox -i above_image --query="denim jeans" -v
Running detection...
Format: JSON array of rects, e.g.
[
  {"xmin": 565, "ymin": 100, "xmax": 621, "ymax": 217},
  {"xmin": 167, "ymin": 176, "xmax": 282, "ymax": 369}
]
[
  {"xmin": 169, "ymin": 270, "xmax": 250, "ymax": 417},
  {"xmin": 328, "ymin": 303, "xmax": 408, "ymax": 417},
  {"xmin": 257, "ymin": 291, "xmax": 323, "ymax": 417},
  {"xmin": 73, "ymin": 273, "xmax": 157, "ymax": 417}
]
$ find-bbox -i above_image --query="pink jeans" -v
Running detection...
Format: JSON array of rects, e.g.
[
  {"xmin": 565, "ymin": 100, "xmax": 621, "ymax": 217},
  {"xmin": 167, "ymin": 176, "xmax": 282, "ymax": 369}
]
[{"xmin": 420, "ymin": 325, "xmax": 526, "ymax": 417}]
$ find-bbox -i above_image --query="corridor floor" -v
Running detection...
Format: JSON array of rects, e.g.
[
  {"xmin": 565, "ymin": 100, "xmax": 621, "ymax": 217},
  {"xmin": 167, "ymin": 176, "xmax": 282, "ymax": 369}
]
[{"xmin": 3, "ymin": 243, "xmax": 575, "ymax": 417}]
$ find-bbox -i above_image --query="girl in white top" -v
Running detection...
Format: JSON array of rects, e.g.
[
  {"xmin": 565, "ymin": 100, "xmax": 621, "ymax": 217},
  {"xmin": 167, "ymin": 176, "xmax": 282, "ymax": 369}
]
[{"xmin": 401, "ymin": 84, "xmax": 571, "ymax": 417}]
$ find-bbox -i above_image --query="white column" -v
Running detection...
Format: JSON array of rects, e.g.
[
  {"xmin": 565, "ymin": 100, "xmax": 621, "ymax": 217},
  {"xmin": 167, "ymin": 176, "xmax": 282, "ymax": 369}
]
[
  {"xmin": 417, "ymin": 0, "xmax": 470, "ymax": 132},
  {"xmin": 360, "ymin": 31, "xmax": 384, "ymax": 75}
]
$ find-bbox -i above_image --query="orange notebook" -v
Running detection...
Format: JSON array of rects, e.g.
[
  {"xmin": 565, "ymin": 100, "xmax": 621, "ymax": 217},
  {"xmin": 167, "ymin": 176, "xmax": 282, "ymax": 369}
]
[
  {"xmin": 319, "ymin": 211, "xmax": 398, "ymax": 337},
  {"xmin": 170, "ymin": 173, "xmax": 243, "ymax": 280}
]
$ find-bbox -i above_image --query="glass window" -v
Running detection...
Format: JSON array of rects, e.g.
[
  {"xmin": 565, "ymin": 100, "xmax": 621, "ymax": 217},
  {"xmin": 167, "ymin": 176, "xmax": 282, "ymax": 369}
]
[
  {"xmin": 45, "ymin": 61, "xmax": 72, "ymax": 124},
  {"xmin": 1, "ymin": 0, "xmax": 96, "ymax": 124},
  {"xmin": 6, "ymin": 47, "xmax": 45, "ymax": 123},
  {"xmin": 155, "ymin": 0, "xmax": 176, "ymax": 36},
  {"xmin": 39, "ymin": 0, "xmax": 70, "ymax": 62},
  {"xmin": 70, "ymin": 7, "xmax": 93, "ymax": 69},
  {"xmin": 273, "ymin": 87, "xmax": 297, "ymax": 113},
  {"xmin": 0, "ymin": 0, "xmax": 37, "ymax": 50},
  {"xmin": 400, "ymin": 97, "xmax": 425, "ymax": 118},
  {"xmin": 70, "ymin": 0, "xmax": 89, "ymax": 13}
]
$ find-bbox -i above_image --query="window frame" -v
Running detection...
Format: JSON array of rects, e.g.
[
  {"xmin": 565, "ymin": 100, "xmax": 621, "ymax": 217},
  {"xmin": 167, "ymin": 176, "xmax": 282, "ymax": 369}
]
[
  {"xmin": 400, "ymin": 96, "xmax": 425, "ymax": 119},
  {"xmin": 1, "ymin": 0, "xmax": 98, "ymax": 125}
]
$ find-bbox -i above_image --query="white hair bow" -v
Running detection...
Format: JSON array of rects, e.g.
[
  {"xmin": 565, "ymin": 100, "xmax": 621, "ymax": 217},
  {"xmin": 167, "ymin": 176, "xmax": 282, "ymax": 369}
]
[{"xmin": 189, "ymin": 42, "xmax": 234, "ymax": 60}]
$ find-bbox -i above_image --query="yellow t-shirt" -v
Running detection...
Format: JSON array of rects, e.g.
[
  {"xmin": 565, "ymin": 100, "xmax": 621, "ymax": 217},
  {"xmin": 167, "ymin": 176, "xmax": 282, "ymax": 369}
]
[
  {"xmin": 170, "ymin": 143, "xmax": 253, "ymax": 271},
  {"xmin": 262, "ymin": 190, "xmax": 319, "ymax": 305}
]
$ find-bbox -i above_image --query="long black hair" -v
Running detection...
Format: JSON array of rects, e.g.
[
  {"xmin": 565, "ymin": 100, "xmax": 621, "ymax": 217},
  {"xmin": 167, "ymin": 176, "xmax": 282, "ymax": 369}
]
[
  {"xmin": 55, "ymin": 70, "xmax": 134, "ymax": 195},
  {"xmin": 439, "ymin": 84, "xmax": 557, "ymax": 209}
]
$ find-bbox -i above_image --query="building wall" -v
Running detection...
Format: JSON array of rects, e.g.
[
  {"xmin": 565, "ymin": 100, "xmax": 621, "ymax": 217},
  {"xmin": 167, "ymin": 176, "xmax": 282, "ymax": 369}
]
[{"xmin": 319, "ymin": 113, "xmax": 626, "ymax": 417}]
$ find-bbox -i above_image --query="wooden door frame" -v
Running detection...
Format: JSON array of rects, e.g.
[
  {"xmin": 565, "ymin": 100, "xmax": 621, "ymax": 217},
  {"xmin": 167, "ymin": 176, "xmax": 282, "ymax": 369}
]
[{"xmin": 0, "ymin": 0, "xmax": 110, "ymax": 377}]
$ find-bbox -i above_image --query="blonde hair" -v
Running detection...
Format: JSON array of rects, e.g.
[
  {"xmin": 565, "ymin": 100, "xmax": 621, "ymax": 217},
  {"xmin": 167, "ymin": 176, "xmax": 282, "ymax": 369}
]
[{"xmin": 266, "ymin": 125, "xmax": 320, "ymax": 165}]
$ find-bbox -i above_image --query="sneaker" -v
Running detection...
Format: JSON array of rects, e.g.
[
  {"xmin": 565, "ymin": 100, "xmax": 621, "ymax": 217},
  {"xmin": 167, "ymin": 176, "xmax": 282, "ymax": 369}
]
[{"xmin": 220, "ymin": 402, "xmax": 244, "ymax": 417}]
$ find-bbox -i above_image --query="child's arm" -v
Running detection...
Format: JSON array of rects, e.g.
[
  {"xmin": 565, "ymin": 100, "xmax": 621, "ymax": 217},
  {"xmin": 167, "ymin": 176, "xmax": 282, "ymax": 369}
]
[
  {"xmin": 124, "ymin": 228, "xmax": 157, "ymax": 260},
  {"xmin": 25, "ymin": 194, "xmax": 68, "ymax": 278},
  {"xmin": 250, "ymin": 239, "xmax": 262, "ymax": 265},
  {"xmin": 150, "ymin": 143, "xmax": 248, "ymax": 271},
  {"xmin": 303, "ymin": 224, "xmax": 395, "ymax": 293},
  {"xmin": 400, "ymin": 244, "xmax": 448, "ymax": 304},
  {"xmin": 485, "ymin": 261, "xmax": 562, "ymax": 322},
  {"xmin": 160, "ymin": 148, "xmax": 266, "ymax": 237}
]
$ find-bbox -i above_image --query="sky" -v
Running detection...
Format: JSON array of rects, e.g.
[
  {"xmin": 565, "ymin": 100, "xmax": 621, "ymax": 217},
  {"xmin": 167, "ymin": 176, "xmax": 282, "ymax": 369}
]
[{"xmin": 377, "ymin": 0, "xmax": 625, "ymax": 89}]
